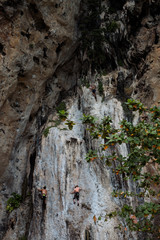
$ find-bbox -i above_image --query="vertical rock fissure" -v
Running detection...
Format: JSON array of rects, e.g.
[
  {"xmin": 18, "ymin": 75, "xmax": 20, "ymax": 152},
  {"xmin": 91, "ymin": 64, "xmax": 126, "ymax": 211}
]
[{"xmin": 28, "ymin": 150, "xmax": 36, "ymax": 190}]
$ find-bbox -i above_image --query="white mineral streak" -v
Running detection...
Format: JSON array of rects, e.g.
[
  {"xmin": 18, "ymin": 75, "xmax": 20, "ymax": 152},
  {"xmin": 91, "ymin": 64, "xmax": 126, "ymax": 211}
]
[{"xmin": 29, "ymin": 87, "xmax": 133, "ymax": 240}]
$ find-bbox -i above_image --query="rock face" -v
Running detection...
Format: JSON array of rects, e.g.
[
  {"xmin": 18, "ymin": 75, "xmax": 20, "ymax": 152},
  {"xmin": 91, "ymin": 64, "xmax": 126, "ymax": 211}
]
[
  {"xmin": 0, "ymin": 0, "xmax": 81, "ymax": 179},
  {"xmin": 0, "ymin": 0, "xmax": 160, "ymax": 239},
  {"xmin": 0, "ymin": 0, "xmax": 81, "ymax": 238},
  {"xmin": 29, "ymin": 95, "xmax": 128, "ymax": 240}
]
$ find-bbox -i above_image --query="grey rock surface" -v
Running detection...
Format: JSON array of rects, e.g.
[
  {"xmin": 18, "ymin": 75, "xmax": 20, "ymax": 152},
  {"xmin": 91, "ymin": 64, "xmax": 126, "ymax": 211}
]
[{"xmin": 0, "ymin": 0, "xmax": 160, "ymax": 239}]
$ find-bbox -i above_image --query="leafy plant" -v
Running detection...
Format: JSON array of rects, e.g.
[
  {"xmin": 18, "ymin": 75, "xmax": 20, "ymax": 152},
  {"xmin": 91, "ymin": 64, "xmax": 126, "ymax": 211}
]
[
  {"xmin": 43, "ymin": 102, "xmax": 70, "ymax": 137},
  {"xmin": 82, "ymin": 114, "xmax": 96, "ymax": 125},
  {"xmin": 82, "ymin": 99, "xmax": 160, "ymax": 237},
  {"xmin": 6, "ymin": 193, "xmax": 22, "ymax": 213},
  {"xmin": 43, "ymin": 126, "xmax": 55, "ymax": 137},
  {"xmin": 57, "ymin": 110, "xmax": 68, "ymax": 121},
  {"xmin": 65, "ymin": 120, "xmax": 75, "ymax": 130},
  {"xmin": 56, "ymin": 101, "xmax": 66, "ymax": 113},
  {"xmin": 105, "ymin": 211, "xmax": 117, "ymax": 220},
  {"xmin": 125, "ymin": 98, "xmax": 146, "ymax": 113},
  {"xmin": 85, "ymin": 149, "xmax": 98, "ymax": 162},
  {"xmin": 150, "ymin": 105, "xmax": 160, "ymax": 119}
]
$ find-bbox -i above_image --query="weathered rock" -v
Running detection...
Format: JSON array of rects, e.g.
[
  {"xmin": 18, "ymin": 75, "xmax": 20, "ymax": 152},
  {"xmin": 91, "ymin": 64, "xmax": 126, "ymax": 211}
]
[
  {"xmin": 0, "ymin": 0, "xmax": 160, "ymax": 239},
  {"xmin": 28, "ymin": 92, "xmax": 134, "ymax": 240},
  {"xmin": 133, "ymin": 45, "xmax": 160, "ymax": 105},
  {"xmin": 0, "ymin": 0, "xmax": 81, "ymax": 179},
  {"xmin": 0, "ymin": 0, "xmax": 81, "ymax": 239}
]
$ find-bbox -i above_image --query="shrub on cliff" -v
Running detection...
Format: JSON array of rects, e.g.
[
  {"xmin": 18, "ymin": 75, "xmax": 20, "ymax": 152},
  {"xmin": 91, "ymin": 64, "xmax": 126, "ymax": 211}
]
[
  {"xmin": 82, "ymin": 99, "xmax": 160, "ymax": 238},
  {"xmin": 6, "ymin": 192, "xmax": 22, "ymax": 213}
]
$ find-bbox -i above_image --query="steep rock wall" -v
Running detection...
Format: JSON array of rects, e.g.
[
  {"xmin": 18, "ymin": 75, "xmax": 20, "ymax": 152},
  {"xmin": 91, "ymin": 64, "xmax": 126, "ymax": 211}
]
[
  {"xmin": 0, "ymin": 0, "xmax": 81, "ymax": 238},
  {"xmin": 29, "ymin": 92, "xmax": 133, "ymax": 240},
  {"xmin": 0, "ymin": 0, "xmax": 81, "ymax": 179},
  {"xmin": 0, "ymin": 0, "xmax": 160, "ymax": 239}
]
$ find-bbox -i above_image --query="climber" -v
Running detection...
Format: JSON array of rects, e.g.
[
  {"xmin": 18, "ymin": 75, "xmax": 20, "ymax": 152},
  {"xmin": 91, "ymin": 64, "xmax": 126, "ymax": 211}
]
[
  {"xmin": 38, "ymin": 186, "xmax": 47, "ymax": 205},
  {"xmin": 70, "ymin": 185, "xmax": 82, "ymax": 206},
  {"xmin": 90, "ymin": 84, "xmax": 97, "ymax": 101}
]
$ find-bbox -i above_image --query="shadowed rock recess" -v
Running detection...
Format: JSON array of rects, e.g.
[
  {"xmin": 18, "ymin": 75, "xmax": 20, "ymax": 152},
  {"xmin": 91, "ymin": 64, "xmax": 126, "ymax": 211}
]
[{"xmin": 0, "ymin": 0, "xmax": 160, "ymax": 239}]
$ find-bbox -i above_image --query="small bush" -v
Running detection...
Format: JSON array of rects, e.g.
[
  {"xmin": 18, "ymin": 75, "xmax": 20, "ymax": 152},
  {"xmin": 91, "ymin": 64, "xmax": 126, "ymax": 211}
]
[
  {"xmin": 6, "ymin": 193, "xmax": 22, "ymax": 213},
  {"xmin": 65, "ymin": 120, "xmax": 75, "ymax": 130},
  {"xmin": 56, "ymin": 102, "xmax": 66, "ymax": 113},
  {"xmin": 57, "ymin": 110, "xmax": 68, "ymax": 121},
  {"xmin": 43, "ymin": 103, "xmax": 69, "ymax": 137},
  {"xmin": 82, "ymin": 114, "xmax": 96, "ymax": 125},
  {"xmin": 86, "ymin": 149, "xmax": 98, "ymax": 162},
  {"xmin": 43, "ymin": 126, "xmax": 54, "ymax": 137}
]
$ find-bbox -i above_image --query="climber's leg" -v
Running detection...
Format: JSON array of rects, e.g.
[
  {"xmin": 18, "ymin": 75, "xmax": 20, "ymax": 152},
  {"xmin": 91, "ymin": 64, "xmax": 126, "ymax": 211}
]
[
  {"xmin": 73, "ymin": 194, "xmax": 76, "ymax": 204},
  {"xmin": 76, "ymin": 192, "xmax": 79, "ymax": 206},
  {"xmin": 92, "ymin": 89, "xmax": 97, "ymax": 101}
]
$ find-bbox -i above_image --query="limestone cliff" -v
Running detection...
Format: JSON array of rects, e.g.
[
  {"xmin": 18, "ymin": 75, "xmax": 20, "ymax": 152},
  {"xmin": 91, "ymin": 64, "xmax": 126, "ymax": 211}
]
[{"xmin": 0, "ymin": 0, "xmax": 160, "ymax": 239}]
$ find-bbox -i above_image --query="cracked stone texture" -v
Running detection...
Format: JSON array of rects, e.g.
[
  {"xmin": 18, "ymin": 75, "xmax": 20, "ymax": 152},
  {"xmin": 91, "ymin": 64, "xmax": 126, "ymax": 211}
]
[
  {"xmin": 0, "ymin": 0, "xmax": 81, "ymax": 179},
  {"xmin": 28, "ymin": 93, "xmax": 135, "ymax": 240},
  {"xmin": 0, "ymin": 0, "xmax": 160, "ymax": 239}
]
